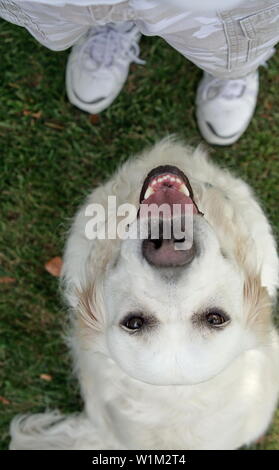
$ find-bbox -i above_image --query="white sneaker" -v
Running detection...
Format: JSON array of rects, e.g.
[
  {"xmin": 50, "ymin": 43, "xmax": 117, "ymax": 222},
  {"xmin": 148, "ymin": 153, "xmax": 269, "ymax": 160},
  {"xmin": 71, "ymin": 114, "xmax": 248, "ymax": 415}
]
[
  {"xmin": 66, "ymin": 22, "xmax": 144, "ymax": 114},
  {"xmin": 196, "ymin": 71, "xmax": 259, "ymax": 145}
]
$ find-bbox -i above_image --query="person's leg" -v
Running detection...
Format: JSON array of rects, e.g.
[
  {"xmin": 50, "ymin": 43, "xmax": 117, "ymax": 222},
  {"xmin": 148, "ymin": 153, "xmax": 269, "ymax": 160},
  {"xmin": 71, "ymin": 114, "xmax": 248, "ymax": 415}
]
[
  {"xmin": 0, "ymin": 1, "xmax": 92, "ymax": 50},
  {"xmin": 0, "ymin": 1, "xmax": 144, "ymax": 113},
  {"xmin": 133, "ymin": 0, "xmax": 279, "ymax": 145}
]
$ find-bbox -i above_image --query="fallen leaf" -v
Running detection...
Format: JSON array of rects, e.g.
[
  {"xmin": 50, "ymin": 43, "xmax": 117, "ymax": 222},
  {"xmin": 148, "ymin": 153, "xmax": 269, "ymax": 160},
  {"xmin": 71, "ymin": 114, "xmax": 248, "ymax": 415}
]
[
  {"xmin": 40, "ymin": 374, "xmax": 53, "ymax": 382},
  {"xmin": 23, "ymin": 110, "xmax": 42, "ymax": 119},
  {"xmin": 8, "ymin": 82, "xmax": 20, "ymax": 89},
  {"xmin": 255, "ymin": 434, "xmax": 266, "ymax": 445},
  {"xmin": 0, "ymin": 277, "xmax": 16, "ymax": 284},
  {"xmin": 44, "ymin": 121, "xmax": 64, "ymax": 130},
  {"xmin": 30, "ymin": 74, "xmax": 43, "ymax": 88},
  {"xmin": 0, "ymin": 396, "xmax": 10, "ymax": 405},
  {"xmin": 263, "ymin": 100, "xmax": 272, "ymax": 110},
  {"xmin": 89, "ymin": 114, "xmax": 100, "ymax": 125},
  {"xmin": 44, "ymin": 256, "xmax": 63, "ymax": 277},
  {"xmin": 32, "ymin": 111, "xmax": 42, "ymax": 119}
]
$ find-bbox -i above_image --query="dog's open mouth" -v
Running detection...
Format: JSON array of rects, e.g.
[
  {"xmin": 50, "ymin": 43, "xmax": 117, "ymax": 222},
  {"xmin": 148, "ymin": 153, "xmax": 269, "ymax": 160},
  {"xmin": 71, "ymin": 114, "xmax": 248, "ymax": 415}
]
[
  {"xmin": 138, "ymin": 165, "xmax": 201, "ymax": 267},
  {"xmin": 139, "ymin": 165, "xmax": 201, "ymax": 215}
]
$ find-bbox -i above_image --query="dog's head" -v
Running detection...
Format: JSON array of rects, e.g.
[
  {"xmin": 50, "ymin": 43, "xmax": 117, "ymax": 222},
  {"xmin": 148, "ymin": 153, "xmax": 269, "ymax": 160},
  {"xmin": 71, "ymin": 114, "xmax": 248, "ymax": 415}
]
[{"xmin": 68, "ymin": 148, "xmax": 273, "ymax": 387}]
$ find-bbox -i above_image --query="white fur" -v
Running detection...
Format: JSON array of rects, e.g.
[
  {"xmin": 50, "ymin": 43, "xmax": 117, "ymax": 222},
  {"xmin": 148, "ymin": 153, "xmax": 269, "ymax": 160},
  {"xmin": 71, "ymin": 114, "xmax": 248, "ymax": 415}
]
[{"xmin": 10, "ymin": 139, "xmax": 279, "ymax": 450}]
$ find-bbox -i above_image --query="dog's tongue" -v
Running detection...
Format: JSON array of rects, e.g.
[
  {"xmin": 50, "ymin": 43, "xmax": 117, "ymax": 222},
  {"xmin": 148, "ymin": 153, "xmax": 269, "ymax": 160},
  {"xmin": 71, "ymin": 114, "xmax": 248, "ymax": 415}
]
[{"xmin": 140, "ymin": 186, "xmax": 198, "ymax": 216}]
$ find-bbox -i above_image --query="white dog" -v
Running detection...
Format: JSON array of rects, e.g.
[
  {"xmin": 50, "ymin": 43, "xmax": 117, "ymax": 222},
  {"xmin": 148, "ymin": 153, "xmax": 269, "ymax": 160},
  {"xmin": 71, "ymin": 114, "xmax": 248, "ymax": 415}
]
[{"xmin": 10, "ymin": 139, "xmax": 279, "ymax": 450}]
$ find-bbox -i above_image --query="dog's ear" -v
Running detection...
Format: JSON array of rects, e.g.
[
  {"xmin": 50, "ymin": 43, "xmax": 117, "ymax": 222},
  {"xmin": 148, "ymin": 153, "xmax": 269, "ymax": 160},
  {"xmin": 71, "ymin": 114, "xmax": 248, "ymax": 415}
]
[
  {"xmin": 76, "ymin": 281, "xmax": 105, "ymax": 331},
  {"xmin": 244, "ymin": 274, "xmax": 273, "ymax": 339}
]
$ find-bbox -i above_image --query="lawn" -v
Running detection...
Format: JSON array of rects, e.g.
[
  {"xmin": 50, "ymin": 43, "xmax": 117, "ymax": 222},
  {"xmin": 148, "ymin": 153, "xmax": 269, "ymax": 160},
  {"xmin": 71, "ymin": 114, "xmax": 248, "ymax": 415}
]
[{"xmin": 0, "ymin": 19, "xmax": 279, "ymax": 450}]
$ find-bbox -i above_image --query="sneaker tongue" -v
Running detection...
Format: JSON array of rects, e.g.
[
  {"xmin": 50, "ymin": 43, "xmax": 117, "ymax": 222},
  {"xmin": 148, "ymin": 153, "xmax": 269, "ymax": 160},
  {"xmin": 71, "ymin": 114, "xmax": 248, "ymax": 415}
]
[
  {"xmin": 89, "ymin": 40, "xmax": 113, "ymax": 67},
  {"xmin": 206, "ymin": 77, "xmax": 246, "ymax": 101},
  {"xmin": 117, "ymin": 21, "xmax": 135, "ymax": 33}
]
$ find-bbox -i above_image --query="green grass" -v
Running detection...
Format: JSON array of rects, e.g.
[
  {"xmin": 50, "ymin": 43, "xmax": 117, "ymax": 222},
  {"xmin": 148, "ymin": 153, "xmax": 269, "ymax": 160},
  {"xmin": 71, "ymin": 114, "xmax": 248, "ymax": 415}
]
[{"xmin": 0, "ymin": 19, "xmax": 279, "ymax": 450}]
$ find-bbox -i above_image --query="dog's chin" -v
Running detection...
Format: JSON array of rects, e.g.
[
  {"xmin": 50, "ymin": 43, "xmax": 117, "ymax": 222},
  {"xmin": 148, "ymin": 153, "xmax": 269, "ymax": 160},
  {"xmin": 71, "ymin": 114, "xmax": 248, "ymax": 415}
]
[
  {"xmin": 120, "ymin": 369, "xmax": 222, "ymax": 387},
  {"xmin": 111, "ymin": 356, "xmax": 230, "ymax": 387}
]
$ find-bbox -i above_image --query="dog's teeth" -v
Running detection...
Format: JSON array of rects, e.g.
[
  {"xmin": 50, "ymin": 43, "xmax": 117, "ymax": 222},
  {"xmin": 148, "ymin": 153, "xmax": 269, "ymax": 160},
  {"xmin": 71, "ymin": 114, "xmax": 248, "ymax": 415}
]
[
  {"xmin": 180, "ymin": 184, "xmax": 190, "ymax": 197},
  {"xmin": 144, "ymin": 176, "xmax": 190, "ymax": 200},
  {"xmin": 144, "ymin": 186, "xmax": 155, "ymax": 199}
]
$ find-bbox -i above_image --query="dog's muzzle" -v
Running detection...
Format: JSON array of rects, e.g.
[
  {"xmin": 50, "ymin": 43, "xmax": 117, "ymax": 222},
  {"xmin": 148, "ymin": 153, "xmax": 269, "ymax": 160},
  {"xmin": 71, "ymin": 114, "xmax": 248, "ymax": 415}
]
[{"xmin": 138, "ymin": 165, "xmax": 202, "ymax": 268}]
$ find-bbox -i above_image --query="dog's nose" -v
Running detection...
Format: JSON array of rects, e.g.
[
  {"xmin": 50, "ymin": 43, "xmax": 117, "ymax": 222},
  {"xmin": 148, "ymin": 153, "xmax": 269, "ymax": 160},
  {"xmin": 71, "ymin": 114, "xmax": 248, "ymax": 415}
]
[{"xmin": 142, "ymin": 237, "xmax": 195, "ymax": 267}]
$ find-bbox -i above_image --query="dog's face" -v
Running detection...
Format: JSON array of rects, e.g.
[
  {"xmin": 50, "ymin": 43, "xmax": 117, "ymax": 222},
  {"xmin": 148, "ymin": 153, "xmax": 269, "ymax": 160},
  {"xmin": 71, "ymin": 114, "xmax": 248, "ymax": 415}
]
[{"xmin": 102, "ymin": 165, "xmax": 258, "ymax": 386}]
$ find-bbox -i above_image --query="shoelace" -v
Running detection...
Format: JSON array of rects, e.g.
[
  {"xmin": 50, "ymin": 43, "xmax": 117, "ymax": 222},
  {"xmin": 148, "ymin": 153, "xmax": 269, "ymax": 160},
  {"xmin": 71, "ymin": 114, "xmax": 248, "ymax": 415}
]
[
  {"xmin": 203, "ymin": 76, "xmax": 247, "ymax": 101},
  {"xmin": 78, "ymin": 24, "xmax": 145, "ymax": 72}
]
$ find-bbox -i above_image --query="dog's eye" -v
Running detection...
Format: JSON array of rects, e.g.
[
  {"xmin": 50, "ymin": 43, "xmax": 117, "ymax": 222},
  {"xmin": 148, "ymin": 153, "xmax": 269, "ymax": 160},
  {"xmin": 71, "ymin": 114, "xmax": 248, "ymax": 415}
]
[
  {"xmin": 205, "ymin": 309, "xmax": 229, "ymax": 327},
  {"xmin": 121, "ymin": 315, "xmax": 145, "ymax": 331}
]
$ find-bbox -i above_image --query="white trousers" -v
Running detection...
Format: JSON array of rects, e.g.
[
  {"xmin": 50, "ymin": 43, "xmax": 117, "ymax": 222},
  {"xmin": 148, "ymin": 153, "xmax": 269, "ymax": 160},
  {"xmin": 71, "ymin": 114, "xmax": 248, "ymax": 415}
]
[{"xmin": 1, "ymin": 0, "xmax": 279, "ymax": 78}]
